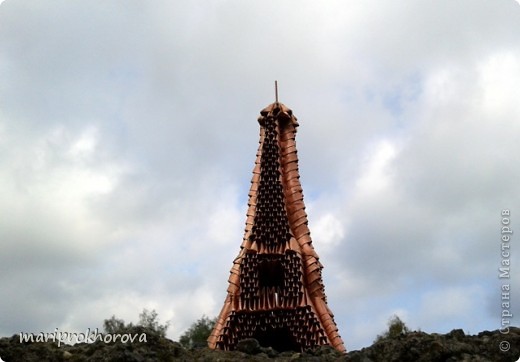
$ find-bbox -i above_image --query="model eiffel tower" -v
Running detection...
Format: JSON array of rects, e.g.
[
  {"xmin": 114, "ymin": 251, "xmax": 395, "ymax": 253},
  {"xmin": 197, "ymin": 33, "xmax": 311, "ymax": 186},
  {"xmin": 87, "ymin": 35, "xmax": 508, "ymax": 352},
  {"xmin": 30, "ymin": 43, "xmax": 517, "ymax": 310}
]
[{"xmin": 208, "ymin": 90, "xmax": 345, "ymax": 353}]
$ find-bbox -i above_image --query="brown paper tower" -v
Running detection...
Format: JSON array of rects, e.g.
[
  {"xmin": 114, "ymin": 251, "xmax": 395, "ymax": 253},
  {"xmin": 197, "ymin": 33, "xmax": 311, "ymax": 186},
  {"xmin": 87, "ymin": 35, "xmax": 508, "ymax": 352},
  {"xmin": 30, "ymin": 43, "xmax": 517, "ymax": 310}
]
[{"xmin": 208, "ymin": 101, "xmax": 346, "ymax": 353}]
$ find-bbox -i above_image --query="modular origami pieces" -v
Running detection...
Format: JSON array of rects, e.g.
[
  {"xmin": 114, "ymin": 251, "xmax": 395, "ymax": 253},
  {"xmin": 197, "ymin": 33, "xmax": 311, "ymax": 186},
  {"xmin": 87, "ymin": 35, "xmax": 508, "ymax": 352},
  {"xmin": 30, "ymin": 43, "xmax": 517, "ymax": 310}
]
[{"xmin": 208, "ymin": 101, "xmax": 346, "ymax": 353}]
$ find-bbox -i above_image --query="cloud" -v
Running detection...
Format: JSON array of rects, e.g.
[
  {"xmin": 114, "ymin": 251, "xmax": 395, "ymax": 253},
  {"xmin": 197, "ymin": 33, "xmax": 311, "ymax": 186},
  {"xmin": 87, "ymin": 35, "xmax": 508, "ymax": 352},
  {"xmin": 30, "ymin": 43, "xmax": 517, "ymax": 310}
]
[{"xmin": 1, "ymin": 0, "xmax": 519, "ymax": 351}]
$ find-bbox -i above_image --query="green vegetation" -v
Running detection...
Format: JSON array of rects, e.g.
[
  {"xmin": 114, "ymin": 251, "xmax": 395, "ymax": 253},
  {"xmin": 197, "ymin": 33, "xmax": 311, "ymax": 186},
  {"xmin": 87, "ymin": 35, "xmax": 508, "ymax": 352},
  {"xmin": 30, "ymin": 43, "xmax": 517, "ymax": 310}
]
[
  {"xmin": 137, "ymin": 309, "xmax": 170, "ymax": 337},
  {"xmin": 374, "ymin": 315, "xmax": 410, "ymax": 342},
  {"xmin": 101, "ymin": 309, "xmax": 216, "ymax": 348},
  {"xmin": 179, "ymin": 315, "xmax": 217, "ymax": 348},
  {"xmin": 103, "ymin": 308, "xmax": 170, "ymax": 337}
]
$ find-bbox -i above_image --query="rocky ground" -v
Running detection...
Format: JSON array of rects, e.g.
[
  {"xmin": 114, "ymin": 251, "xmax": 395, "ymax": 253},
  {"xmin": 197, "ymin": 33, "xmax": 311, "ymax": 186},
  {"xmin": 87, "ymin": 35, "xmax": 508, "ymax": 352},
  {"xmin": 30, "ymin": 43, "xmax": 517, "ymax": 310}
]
[{"xmin": 0, "ymin": 326, "xmax": 519, "ymax": 361}]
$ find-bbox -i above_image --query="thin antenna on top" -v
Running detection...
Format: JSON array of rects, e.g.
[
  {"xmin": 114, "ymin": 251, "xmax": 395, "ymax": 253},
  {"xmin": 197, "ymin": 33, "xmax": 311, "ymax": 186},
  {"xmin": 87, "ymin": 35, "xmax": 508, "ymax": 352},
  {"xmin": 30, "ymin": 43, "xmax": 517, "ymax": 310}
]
[{"xmin": 275, "ymin": 80, "xmax": 278, "ymax": 103}]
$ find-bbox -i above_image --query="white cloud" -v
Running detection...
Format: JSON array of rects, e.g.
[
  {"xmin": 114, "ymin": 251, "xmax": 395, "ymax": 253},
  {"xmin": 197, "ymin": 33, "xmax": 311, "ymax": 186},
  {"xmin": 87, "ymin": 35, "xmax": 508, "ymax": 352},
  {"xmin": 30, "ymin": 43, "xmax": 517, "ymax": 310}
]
[
  {"xmin": 0, "ymin": 0, "xmax": 519, "ymax": 352},
  {"xmin": 355, "ymin": 140, "xmax": 398, "ymax": 194},
  {"xmin": 312, "ymin": 213, "xmax": 345, "ymax": 249},
  {"xmin": 478, "ymin": 51, "xmax": 520, "ymax": 118},
  {"xmin": 416, "ymin": 286, "xmax": 488, "ymax": 334}
]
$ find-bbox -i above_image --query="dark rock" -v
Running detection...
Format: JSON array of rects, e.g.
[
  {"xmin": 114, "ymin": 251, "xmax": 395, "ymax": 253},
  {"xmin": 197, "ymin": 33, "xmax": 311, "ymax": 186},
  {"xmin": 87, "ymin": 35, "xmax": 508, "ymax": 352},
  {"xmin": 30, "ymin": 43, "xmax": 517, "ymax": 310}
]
[
  {"xmin": 344, "ymin": 351, "xmax": 374, "ymax": 362},
  {"xmin": 478, "ymin": 330, "xmax": 494, "ymax": 338},
  {"xmin": 447, "ymin": 328, "xmax": 466, "ymax": 340},
  {"xmin": 279, "ymin": 350, "xmax": 299, "ymax": 358},
  {"xmin": 1, "ymin": 328, "xmax": 519, "ymax": 361},
  {"xmin": 314, "ymin": 344, "xmax": 341, "ymax": 356},
  {"xmin": 260, "ymin": 346, "xmax": 279, "ymax": 358},
  {"xmin": 236, "ymin": 338, "xmax": 261, "ymax": 355}
]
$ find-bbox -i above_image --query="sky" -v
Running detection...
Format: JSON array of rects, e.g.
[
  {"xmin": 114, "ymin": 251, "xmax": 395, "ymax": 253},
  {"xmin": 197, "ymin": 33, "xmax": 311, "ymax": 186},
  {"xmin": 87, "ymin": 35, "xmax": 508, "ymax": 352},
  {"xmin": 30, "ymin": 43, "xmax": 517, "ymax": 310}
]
[{"xmin": 0, "ymin": 0, "xmax": 519, "ymax": 351}]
